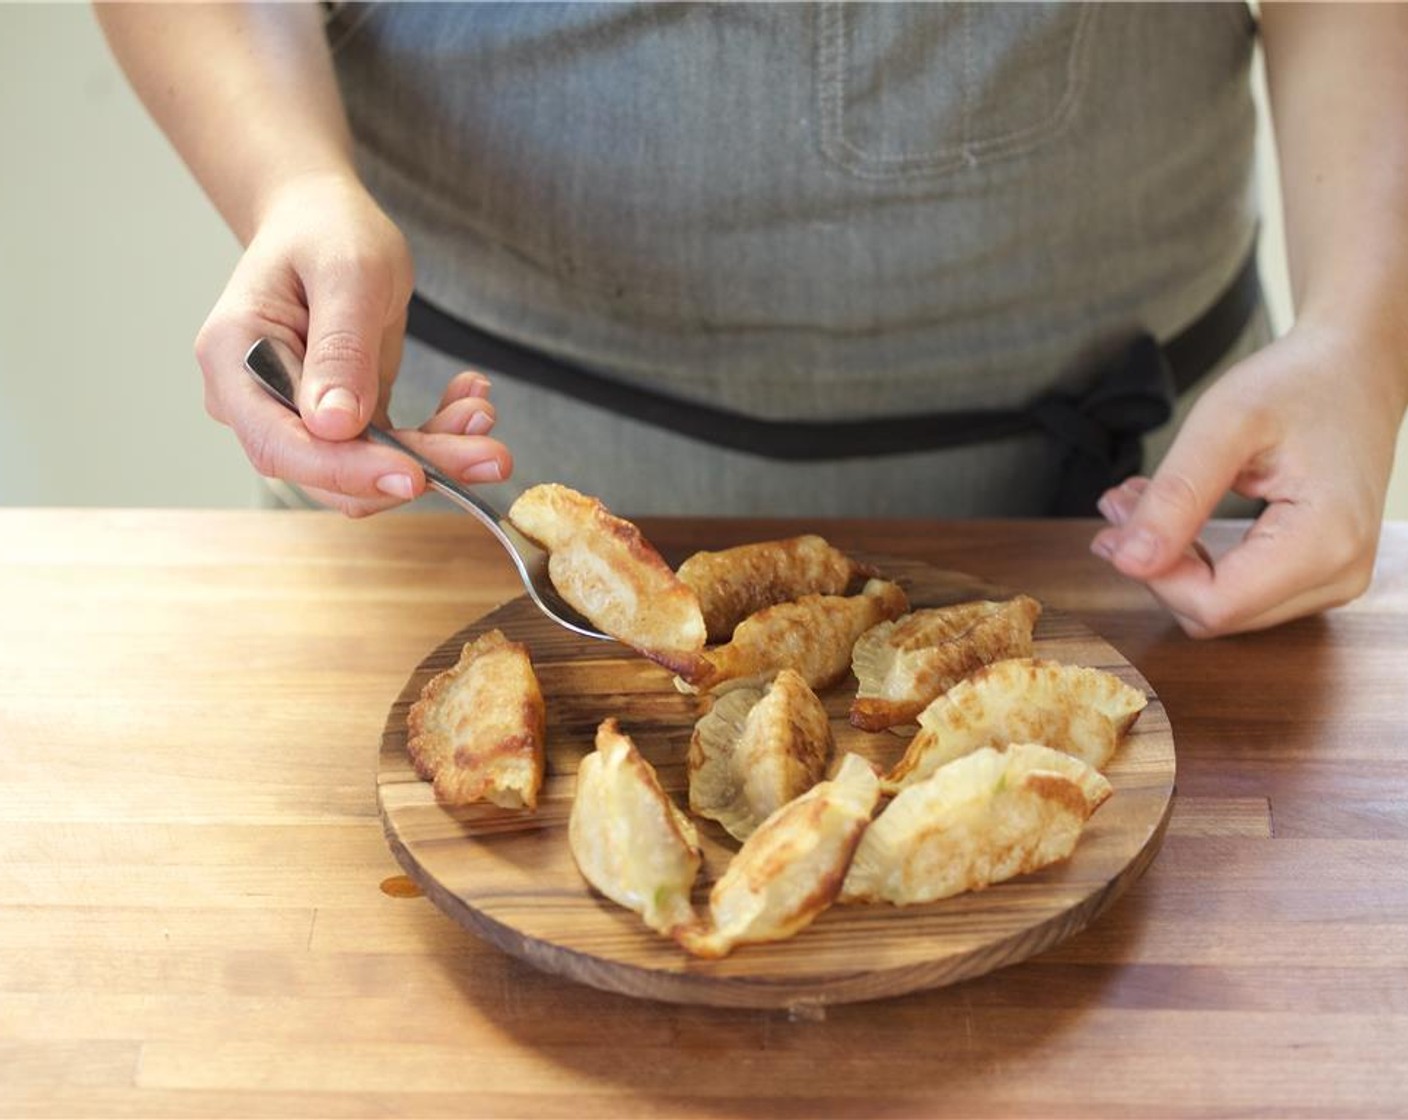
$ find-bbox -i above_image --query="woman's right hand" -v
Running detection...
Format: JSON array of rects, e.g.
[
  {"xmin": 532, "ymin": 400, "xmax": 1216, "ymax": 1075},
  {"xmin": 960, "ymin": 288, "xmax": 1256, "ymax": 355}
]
[
  {"xmin": 93, "ymin": 4, "xmax": 506, "ymax": 514},
  {"xmin": 194, "ymin": 172, "xmax": 511, "ymax": 516}
]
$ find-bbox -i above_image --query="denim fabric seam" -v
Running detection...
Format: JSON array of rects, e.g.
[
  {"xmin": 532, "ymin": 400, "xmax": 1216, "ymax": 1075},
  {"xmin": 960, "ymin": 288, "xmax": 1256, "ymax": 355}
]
[{"xmin": 816, "ymin": 1, "xmax": 1099, "ymax": 181}]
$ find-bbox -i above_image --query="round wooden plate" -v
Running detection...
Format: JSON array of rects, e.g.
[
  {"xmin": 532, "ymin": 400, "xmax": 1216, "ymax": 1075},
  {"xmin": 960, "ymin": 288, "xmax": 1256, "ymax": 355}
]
[{"xmin": 377, "ymin": 555, "xmax": 1175, "ymax": 1011}]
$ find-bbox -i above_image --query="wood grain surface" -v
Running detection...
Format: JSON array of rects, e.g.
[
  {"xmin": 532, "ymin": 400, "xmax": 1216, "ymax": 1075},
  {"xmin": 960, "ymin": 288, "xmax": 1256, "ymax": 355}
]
[
  {"xmin": 378, "ymin": 556, "xmax": 1175, "ymax": 1009},
  {"xmin": 5, "ymin": 510, "xmax": 1408, "ymax": 1119}
]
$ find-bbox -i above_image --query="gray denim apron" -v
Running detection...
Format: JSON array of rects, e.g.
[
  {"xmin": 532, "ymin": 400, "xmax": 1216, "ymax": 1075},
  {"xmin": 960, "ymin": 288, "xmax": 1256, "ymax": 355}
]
[{"xmin": 325, "ymin": 1, "xmax": 1261, "ymax": 517}]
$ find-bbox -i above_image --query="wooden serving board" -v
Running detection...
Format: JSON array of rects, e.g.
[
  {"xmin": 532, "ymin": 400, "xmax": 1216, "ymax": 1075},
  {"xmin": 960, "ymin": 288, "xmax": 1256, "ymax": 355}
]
[{"xmin": 377, "ymin": 556, "xmax": 1175, "ymax": 1011}]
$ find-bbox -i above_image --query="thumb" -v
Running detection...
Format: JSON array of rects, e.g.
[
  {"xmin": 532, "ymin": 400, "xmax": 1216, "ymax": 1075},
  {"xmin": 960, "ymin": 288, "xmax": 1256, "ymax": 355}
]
[
  {"xmin": 1102, "ymin": 404, "xmax": 1257, "ymax": 579},
  {"xmin": 297, "ymin": 278, "xmax": 392, "ymax": 442}
]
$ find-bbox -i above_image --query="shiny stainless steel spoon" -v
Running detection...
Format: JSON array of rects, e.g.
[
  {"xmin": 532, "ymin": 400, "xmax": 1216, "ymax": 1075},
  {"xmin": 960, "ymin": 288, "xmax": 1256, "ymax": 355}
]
[{"xmin": 243, "ymin": 338, "xmax": 610, "ymax": 641}]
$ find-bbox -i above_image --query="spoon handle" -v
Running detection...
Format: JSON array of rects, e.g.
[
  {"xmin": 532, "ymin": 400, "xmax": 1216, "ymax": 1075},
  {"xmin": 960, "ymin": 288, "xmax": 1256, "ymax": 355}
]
[
  {"xmin": 243, "ymin": 338, "xmax": 504, "ymax": 527},
  {"xmin": 241, "ymin": 338, "xmax": 605, "ymax": 638}
]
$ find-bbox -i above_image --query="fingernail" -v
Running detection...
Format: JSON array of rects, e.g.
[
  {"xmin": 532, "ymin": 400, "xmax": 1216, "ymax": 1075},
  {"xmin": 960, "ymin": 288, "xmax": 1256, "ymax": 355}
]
[
  {"xmin": 464, "ymin": 409, "xmax": 493, "ymax": 436},
  {"xmin": 1116, "ymin": 529, "xmax": 1160, "ymax": 567},
  {"xmin": 375, "ymin": 473, "xmax": 415, "ymax": 499},
  {"xmin": 317, "ymin": 386, "xmax": 360, "ymax": 418},
  {"xmin": 1090, "ymin": 535, "xmax": 1116, "ymax": 561},
  {"xmin": 469, "ymin": 375, "xmax": 492, "ymax": 397},
  {"xmin": 1096, "ymin": 494, "xmax": 1117, "ymax": 522},
  {"xmin": 462, "ymin": 460, "xmax": 503, "ymax": 483}
]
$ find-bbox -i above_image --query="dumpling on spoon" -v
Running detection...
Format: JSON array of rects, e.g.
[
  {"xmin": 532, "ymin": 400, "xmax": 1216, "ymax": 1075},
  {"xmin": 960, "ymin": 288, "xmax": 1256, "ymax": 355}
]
[
  {"xmin": 849, "ymin": 595, "xmax": 1042, "ymax": 731},
  {"xmin": 841, "ymin": 743, "xmax": 1112, "ymax": 906},
  {"xmin": 406, "ymin": 629, "xmax": 546, "ymax": 809},
  {"xmin": 508, "ymin": 483, "xmax": 706, "ymax": 676},
  {"xmin": 687, "ymin": 668, "xmax": 834, "ymax": 841},
  {"xmin": 678, "ymin": 753, "xmax": 881, "ymax": 959},
  {"xmin": 568, "ymin": 719, "xmax": 702, "ymax": 937},
  {"xmin": 884, "ymin": 658, "xmax": 1147, "ymax": 793},
  {"xmin": 676, "ymin": 535, "xmax": 875, "ymax": 643},
  {"xmin": 682, "ymin": 579, "xmax": 909, "ymax": 694}
]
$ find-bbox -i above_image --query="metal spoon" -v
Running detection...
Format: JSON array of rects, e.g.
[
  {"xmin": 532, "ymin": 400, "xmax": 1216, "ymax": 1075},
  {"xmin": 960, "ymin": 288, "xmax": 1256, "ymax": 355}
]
[{"xmin": 243, "ymin": 337, "xmax": 610, "ymax": 641}]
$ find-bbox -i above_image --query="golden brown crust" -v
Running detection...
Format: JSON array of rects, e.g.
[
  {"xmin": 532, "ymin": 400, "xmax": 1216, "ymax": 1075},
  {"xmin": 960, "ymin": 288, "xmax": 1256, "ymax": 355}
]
[
  {"xmin": 687, "ymin": 669, "xmax": 834, "ymax": 841},
  {"xmin": 883, "ymin": 657, "xmax": 1148, "ymax": 793},
  {"xmin": 841, "ymin": 744, "xmax": 1113, "ymax": 906},
  {"xmin": 676, "ymin": 535, "xmax": 875, "ymax": 643},
  {"xmin": 406, "ymin": 629, "xmax": 546, "ymax": 810},
  {"xmin": 683, "ymin": 578, "xmax": 910, "ymax": 693},
  {"xmin": 507, "ymin": 483, "xmax": 706, "ymax": 674},
  {"xmin": 849, "ymin": 595, "xmax": 1043, "ymax": 731},
  {"xmin": 677, "ymin": 753, "xmax": 881, "ymax": 958}
]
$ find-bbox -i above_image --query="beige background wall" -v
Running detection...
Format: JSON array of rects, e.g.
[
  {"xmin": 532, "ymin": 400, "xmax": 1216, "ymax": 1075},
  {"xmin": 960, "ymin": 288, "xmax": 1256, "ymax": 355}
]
[
  {"xmin": 0, "ymin": 2, "xmax": 252, "ymax": 508},
  {"xmin": 2, "ymin": 4, "xmax": 1406, "ymax": 517}
]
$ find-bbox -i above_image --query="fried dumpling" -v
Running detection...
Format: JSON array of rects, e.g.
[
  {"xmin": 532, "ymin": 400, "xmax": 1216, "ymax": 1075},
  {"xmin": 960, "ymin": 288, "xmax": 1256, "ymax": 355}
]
[
  {"xmin": 568, "ymin": 718, "xmax": 702, "ymax": 936},
  {"xmin": 841, "ymin": 743, "xmax": 1113, "ymax": 906},
  {"xmin": 687, "ymin": 669, "xmax": 834, "ymax": 841},
  {"xmin": 679, "ymin": 753, "xmax": 881, "ymax": 958},
  {"xmin": 849, "ymin": 595, "xmax": 1043, "ymax": 731},
  {"xmin": 676, "ymin": 535, "xmax": 874, "ymax": 643},
  {"xmin": 884, "ymin": 657, "xmax": 1147, "ymax": 793},
  {"xmin": 405, "ymin": 629, "xmax": 546, "ymax": 809},
  {"xmin": 683, "ymin": 578, "xmax": 909, "ymax": 693},
  {"xmin": 507, "ymin": 483, "xmax": 706, "ymax": 675}
]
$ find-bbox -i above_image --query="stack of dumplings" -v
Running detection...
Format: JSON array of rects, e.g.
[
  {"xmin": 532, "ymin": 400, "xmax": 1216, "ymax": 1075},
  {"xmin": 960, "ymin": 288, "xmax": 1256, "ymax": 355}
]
[
  {"xmin": 884, "ymin": 658, "xmax": 1148, "ymax": 791},
  {"xmin": 849, "ymin": 595, "xmax": 1042, "ymax": 730},
  {"xmin": 677, "ymin": 533, "xmax": 875, "ymax": 643},
  {"xmin": 680, "ymin": 754, "xmax": 881, "ymax": 959},
  {"xmin": 408, "ymin": 484, "xmax": 1150, "ymax": 959},
  {"xmin": 843, "ymin": 744, "xmax": 1113, "ymax": 906}
]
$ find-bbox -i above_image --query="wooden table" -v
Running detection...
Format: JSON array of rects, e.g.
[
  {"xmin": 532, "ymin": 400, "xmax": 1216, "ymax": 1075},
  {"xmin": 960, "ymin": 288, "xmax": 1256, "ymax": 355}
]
[{"xmin": 3, "ymin": 509, "xmax": 1406, "ymax": 1118}]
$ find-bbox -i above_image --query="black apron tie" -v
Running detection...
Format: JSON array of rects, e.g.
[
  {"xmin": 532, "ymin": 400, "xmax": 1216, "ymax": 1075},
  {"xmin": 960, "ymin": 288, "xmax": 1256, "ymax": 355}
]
[
  {"xmin": 1028, "ymin": 334, "xmax": 1176, "ymax": 516},
  {"xmin": 407, "ymin": 248, "xmax": 1260, "ymax": 516}
]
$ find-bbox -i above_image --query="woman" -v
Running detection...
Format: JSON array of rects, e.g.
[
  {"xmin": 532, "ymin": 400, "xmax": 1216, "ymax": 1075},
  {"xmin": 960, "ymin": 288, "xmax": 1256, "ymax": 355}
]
[{"xmin": 97, "ymin": 2, "xmax": 1408, "ymax": 637}]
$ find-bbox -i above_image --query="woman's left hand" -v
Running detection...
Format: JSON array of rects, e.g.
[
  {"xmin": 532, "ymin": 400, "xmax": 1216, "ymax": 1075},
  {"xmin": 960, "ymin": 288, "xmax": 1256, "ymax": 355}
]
[{"xmin": 1089, "ymin": 317, "xmax": 1406, "ymax": 637}]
